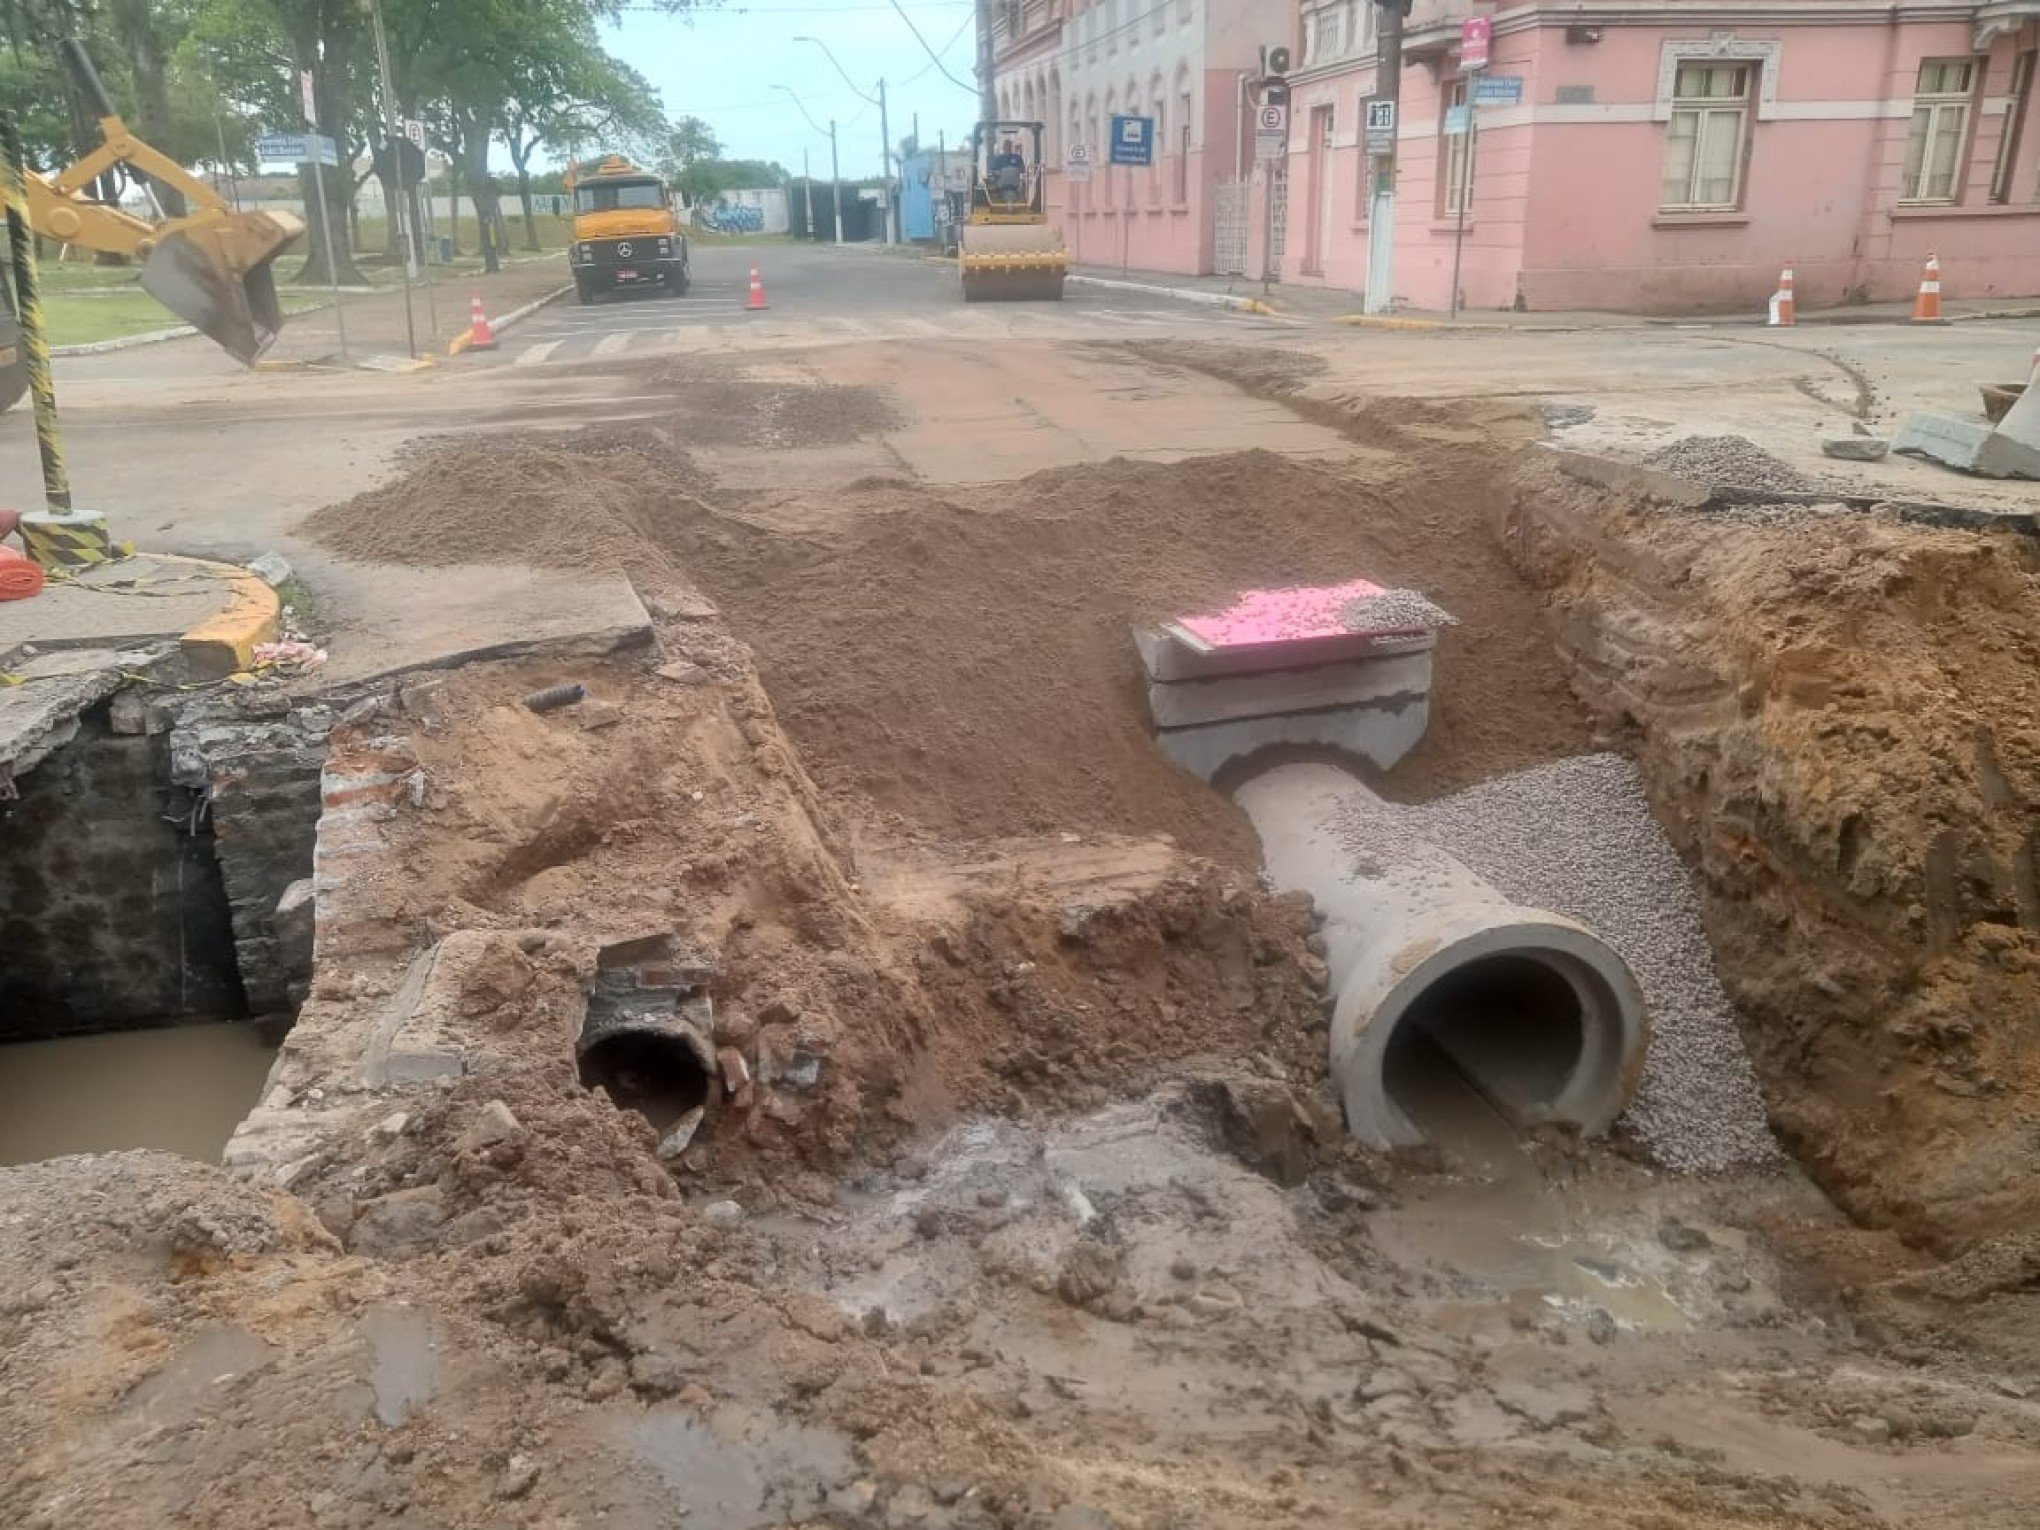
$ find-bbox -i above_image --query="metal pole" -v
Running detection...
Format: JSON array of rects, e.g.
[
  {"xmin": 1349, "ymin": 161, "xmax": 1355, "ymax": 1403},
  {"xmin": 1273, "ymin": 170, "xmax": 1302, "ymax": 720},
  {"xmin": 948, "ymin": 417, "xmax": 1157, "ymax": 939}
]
[
  {"xmin": 312, "ymin": 150, "xmax": 350, "ymax": 357},
  {"xmin": 1449, "ymin": 99, "xmax": 1475, "ymax": 320},
  {"xmin": 0, "ymin": 115, "xmax": 69, "ymax": 515},
  {"xmin": 368, "ymin": 0, "xmax": 416, "ymax": 358},
  {"xmin": 1365, "ymin": 1, "xmax": 1403, "ymax": 315},
  {"xmin": 878, "ymin": 78, "xmax": 895, "ymax": 244},
  {"xmin": 830, "ymin": 120, "xmax": 844, "ymax": 244},
  {"xmin": 802, "ymin": 146, "xmax": 813, "ymax": 239},
  {"xmin": 215, "ymin": 115, "xmax": 239, "ymax": 209},
  {"xmin": 976, "ymin": 0, "xmax": 997, "ymax": 122}
]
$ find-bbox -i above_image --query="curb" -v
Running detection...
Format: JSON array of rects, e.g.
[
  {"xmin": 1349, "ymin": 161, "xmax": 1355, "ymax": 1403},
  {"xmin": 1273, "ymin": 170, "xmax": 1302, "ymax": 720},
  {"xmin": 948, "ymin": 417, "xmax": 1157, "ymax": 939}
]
[
  {"xmin": 52, "ymin": 323, "xmax": 198, "ymax": 356},
  {"xmin": 167, "ymin": 555, "xmax": 281, "ymax": 679},
  {"xmin": 1334, "ymin": 313, "xmax": 1445, "ymax": 331},
  {"xmin": 1067, "ymin": 273, "xmax": 1280, "ymax": 315},
  {"xmin": 448, "ymin": 283, "xmax": 573, "ymax": 356}
]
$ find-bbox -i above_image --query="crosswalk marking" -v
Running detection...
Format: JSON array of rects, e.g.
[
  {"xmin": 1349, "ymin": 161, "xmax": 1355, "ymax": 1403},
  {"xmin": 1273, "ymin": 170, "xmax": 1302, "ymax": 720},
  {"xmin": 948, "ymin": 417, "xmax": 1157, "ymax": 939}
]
[
  {"xmin": 514, "ymin": 339, "xmax": 565, "ymax": 367},
  {"xmin": 592, "ymin": 332, "xmax": 635, "ymax": 357}
]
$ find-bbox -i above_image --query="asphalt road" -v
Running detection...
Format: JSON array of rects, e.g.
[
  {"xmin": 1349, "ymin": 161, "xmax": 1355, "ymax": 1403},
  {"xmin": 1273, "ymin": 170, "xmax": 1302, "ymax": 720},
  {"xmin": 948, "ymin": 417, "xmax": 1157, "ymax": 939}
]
[{"xmin": 483, "ymin": 238, "xmax": 1296, "ymax": 368}]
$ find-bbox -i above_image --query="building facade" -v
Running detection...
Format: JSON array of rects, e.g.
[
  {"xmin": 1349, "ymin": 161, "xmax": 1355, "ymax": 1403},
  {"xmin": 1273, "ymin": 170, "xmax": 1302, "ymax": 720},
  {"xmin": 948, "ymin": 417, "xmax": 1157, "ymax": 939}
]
[
  {"xmin": 990, "ymin": 0, "xmax": 1293, "ymax": 275},
  {"xmin": 1281, "ymin": 1, "xmax": 2040, "ymax": 312}
]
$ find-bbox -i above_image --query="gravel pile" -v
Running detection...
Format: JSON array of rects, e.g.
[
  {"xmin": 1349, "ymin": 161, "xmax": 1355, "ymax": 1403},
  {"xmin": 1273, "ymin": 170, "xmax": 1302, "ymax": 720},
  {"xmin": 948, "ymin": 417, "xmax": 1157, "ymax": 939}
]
[
  {"xmin": 1340, "ymin": 588, "xmax": 1459, "ymax": 634},
  {"xmin": 1335, "ymin": 754, "xmax": 1779, "ymax": 1172},
  {"xmin": 1644, "ymin": 434, "xmax": 1816, "ymax": 495}
]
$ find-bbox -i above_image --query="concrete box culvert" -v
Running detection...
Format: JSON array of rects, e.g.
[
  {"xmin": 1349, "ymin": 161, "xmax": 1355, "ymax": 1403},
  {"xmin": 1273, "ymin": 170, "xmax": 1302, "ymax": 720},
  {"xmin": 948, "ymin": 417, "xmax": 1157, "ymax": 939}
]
[{"xmin": 1234, "ymin": 762, "xmax": 1648, "ymax": 1149}]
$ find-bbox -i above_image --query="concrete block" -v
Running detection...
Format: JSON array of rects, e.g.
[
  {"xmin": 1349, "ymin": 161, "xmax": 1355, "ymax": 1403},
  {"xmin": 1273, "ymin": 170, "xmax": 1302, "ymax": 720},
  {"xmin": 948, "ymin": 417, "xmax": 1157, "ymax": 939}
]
[
  {"xmin": 1133, "ymin": 624, "xmax": 1433, "ymax": 683},
  {"xmin": 1821, "ymin": 437, "xmax": 1888, "ymax": 462},
  {"xmin": 1157, "ymin": 697, "xmax": 1430, "ymax": 783},
  {"xmin": 1893, "ymin": 413, "xmax": 1996, "ymax": 471},
  {"xmin": 1147, "ymin": 651, "xmax": 1431, "ymax": 729}
]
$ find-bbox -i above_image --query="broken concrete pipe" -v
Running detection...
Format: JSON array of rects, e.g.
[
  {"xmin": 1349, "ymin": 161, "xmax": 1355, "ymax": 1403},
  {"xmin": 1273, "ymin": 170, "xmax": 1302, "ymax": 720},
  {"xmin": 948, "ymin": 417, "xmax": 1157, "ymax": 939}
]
[{"xmin": 1233, "ymin": 762, "xmax": 1647, "ymax": 1150}]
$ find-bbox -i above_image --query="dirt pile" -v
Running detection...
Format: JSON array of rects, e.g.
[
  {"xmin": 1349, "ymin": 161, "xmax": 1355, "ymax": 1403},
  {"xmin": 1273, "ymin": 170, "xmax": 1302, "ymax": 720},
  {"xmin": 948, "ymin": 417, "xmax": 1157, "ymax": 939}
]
[
  {"xmin": 325, "ymin": 650, "xmax": 1332, "ymax": 1180},
  {"xmin": 1503, "ymin": 456, "xmax": 2040, "ymax": 1250},
  {"xmin": 298, "ymin": 424, "xmax": 1594, "ymax": 864},
  {"xmin": 297, "ymin": 427, "xmax": 712, "ymax": 586}
]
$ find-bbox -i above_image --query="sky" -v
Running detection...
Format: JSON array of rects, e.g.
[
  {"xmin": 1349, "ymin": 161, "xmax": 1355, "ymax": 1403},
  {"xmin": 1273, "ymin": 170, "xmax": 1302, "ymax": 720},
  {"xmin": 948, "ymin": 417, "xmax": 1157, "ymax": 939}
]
[{"xmin": 596, "ymin": 0, "xmax": 985, "ymax": 178}]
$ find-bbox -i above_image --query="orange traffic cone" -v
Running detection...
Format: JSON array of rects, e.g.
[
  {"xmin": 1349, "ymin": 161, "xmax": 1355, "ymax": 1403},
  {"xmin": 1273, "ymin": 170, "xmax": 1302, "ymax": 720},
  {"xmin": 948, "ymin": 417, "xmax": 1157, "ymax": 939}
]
[
  {"xmin": 1910, "ymin": 253, "xmax": 1943, "ymax": 323},
  {"xmin": 746, "ymin": 265, "xmax": 768, "ymax": 312},
  {"xmin": 1767, "ymin": 263, "xmax": 1796, "ymax": 327},
  {"xmin": 466, "ymin": 291, "xmax": 499, "ymax": 350}
]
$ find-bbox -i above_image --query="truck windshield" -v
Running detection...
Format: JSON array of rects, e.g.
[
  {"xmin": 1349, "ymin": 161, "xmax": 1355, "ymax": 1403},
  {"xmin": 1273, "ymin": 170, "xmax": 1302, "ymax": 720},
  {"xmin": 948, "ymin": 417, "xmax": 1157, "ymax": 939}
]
[{"xmin": 574, "ymin": 181, "xmax": 664, "ymax": 212}]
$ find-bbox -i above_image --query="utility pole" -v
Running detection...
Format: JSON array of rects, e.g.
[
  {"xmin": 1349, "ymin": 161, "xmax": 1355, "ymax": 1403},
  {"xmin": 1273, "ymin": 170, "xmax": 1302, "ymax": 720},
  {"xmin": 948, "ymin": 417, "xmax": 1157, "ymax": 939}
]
[
  {"xmin": 830, "ymin": 119, "xmax": 844, "ymax": 244},
  {"xmin": 802, "ymin": 145, "xmax": 813, "ymax": 239},
  {"xmin": 976, "ymin": 0, "xmax": 997, "ymax": 123},
  {"xmin": 1365, "ymin": 0, "xmax": 1405, "ymax": 315},
  {"xmin": 366, "ymin": 0, "xmax": 416, "ymax": 358},
  {"xmin": 877, "ymin": 78, "xmax": 895, "ymax": 244}
]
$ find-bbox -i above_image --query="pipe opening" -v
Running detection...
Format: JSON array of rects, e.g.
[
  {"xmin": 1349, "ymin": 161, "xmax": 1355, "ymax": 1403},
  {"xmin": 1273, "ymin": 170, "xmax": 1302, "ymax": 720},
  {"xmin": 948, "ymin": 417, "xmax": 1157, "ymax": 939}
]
[
  {"xmin": 578, "ymin": 1029, "xmax": 711, "ymax": 1131},
  {"xmin": 1381, "ymin": 952, "xmax": 1603, "ymax": 1149}
]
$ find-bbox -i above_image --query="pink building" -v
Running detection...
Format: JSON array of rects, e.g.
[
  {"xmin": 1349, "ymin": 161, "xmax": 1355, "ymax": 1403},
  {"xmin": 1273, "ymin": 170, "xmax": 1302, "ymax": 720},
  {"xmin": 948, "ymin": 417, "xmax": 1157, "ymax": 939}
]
[
  {"xmin": 990, "ymin": 0, "xmax": 1291, "ymax": 275},
  {"xmin": 1281, "ymin": 1, "xmax": 2040, "ymax": 312}
]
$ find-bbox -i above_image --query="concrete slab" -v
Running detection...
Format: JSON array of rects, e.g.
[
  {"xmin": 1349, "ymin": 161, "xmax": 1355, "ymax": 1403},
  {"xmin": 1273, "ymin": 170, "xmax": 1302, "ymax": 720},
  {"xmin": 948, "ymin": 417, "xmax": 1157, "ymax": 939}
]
[
  {"xmin": 1157, "ymin": 697, "xmax": 1430, "ymax": 783},
  {"xmin": 1147, "ymin": 651, "xmax": 1432, "ymax": 728},
  {"xmin": 0, "ymin": 645, "xmax": 164, "ymax": 779},
  {"xmin": 1134, "ymin": 624, "xmax": 1434, "ymax": 683},
  {"xmin": 0, "ymin": 552, "xmax": 249, "ymax": 661},
  {"xmin": 1892, "ymin": 413, "xmax": 1998, "ymax": 471}
]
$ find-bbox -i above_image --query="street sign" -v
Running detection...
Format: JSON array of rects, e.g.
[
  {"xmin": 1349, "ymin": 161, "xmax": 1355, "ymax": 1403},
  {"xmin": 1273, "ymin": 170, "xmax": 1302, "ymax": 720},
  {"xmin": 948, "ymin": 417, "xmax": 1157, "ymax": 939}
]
[
  {"xmin": 1444, "ymin": 105, "xmax": 1472, "ymax": 137},
  {"xmin": 253, "ymin": 132, "xmax": 338, "ymax": 166},
  {"xmin": 1460, "ymin": 16, "xmax": 1492, "ymax": 72},
  {"xmin": 1364, "ymin": 97, "xmax": 1396, "ymax": 156},
  {"xmin": 1253, "ymin": 99, "xmax": 1288, "ymax": 161},
  {"xmin": 403, "ymin": 118, "xmax": 426, "ymax": 147},
  {"xmin": 1474, "ymin": 74, "xmax": 1524, "ymax": 106},
  {"xmin": 1108, "ymin": 114, "xmax": 1153, "ymax": 166},
  {"xmin": 300, "ymin": 69, "xmax": 317, "ymax": 127},
  {"xmin": 1065, "ymin": 142, "xmax": 1092, "ymax": 182}
]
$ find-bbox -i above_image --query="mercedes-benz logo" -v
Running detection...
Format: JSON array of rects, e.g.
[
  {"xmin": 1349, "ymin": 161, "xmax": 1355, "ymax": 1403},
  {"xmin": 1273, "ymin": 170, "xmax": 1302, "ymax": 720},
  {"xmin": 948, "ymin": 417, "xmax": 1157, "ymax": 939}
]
[{"xmin": 616, "ymin": 242, "xmax": 633, "ymax": 257}]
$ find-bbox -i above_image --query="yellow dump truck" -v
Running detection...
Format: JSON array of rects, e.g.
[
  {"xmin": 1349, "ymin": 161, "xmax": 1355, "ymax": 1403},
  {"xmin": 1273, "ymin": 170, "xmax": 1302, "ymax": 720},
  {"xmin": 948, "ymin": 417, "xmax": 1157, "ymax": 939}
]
[{"xmin": 567, "ymin": 155, "xmax": 689, "ymax": 303}]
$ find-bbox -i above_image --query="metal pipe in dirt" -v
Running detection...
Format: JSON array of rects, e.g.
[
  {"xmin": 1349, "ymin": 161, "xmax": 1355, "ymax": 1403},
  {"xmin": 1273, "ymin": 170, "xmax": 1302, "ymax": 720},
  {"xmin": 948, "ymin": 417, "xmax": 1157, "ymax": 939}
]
[{"xmin": 1234, "ymin": 761, "xmax": 1648, "ymax": 1150}]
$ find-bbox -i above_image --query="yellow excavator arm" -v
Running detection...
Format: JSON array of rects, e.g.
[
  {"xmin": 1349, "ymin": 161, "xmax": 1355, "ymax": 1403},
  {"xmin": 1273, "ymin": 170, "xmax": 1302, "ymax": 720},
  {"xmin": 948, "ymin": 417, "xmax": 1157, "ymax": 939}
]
[{"xmin": 19, "ymin": 40, "xmax": 305, "ymax": 363}]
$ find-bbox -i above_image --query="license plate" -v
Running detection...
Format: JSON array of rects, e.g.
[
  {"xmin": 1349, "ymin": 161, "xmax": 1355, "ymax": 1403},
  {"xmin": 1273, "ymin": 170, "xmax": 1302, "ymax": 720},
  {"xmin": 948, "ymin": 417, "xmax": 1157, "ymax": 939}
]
[{"xmin": 615, "ymin": 268, "xmax": 638, "ymax": 281}]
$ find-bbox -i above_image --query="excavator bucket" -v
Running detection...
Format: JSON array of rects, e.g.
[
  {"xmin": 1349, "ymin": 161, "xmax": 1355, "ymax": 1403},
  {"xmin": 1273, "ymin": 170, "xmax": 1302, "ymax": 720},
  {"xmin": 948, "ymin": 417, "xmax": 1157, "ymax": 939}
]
[
  {"xmin": 139, "ymin": 209, "xmax": 304, "ymax": 365},
  {"xmin": 958, "ymin": 221, "xmax": 1067, "ymax": 302}
]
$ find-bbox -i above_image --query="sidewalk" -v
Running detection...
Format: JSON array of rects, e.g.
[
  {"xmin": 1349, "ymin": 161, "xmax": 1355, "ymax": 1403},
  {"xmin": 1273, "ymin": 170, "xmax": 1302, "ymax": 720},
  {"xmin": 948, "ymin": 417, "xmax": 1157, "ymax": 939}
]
[{"xmin": 1066, "ymin": 262, "xmax": 2040, "ymax": 331}]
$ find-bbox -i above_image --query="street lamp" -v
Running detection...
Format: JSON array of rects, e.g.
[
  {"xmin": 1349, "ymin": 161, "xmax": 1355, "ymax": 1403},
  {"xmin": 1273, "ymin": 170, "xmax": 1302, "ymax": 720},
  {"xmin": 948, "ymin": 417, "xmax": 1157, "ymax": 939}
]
[
  {"xmin": 773, "ymin": 85, "xmax": 843, "ymax": 246},
  {"xmin": 791, "ymin": 35, "xmax": 895, "ymax": 244}
]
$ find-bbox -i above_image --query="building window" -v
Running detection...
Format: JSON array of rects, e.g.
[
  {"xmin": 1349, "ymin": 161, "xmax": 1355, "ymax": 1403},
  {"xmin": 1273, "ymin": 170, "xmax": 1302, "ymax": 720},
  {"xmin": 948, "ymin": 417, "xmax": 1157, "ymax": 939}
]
[
  {"xmin": 1989, "ymin": 51, "xmax": 2033, "ymax": 204},
  {"xmin": 1442, "ymin": 78, "xmax": 1474, "ymax": 216},
  {"xmin": 1660, "ymin": 62, "xmax": 1752, "ymax": 211},
  {"xmin": 1902, "ymin": 57, "xmax": 1975, "ymax": 203}
]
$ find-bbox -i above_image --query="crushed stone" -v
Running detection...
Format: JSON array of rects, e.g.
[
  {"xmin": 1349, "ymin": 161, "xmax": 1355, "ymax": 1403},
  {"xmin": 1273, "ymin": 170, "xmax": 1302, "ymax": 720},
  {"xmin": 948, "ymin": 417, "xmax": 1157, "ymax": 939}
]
[
  {"xmin": 1335, "ymin": 754, "xmax": 1780, "ymax": 1172},
  {"xmin": 1645, "ymin": 434, "xmax": 1818, "ymax": 495}
]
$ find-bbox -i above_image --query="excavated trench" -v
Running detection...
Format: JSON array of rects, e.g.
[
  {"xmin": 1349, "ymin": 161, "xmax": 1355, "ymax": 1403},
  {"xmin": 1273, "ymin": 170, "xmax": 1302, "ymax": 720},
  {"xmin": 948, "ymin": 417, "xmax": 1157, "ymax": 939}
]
[{"xmin": 0, "ymin": 698, "xmax": 322, "ymax": 1165}]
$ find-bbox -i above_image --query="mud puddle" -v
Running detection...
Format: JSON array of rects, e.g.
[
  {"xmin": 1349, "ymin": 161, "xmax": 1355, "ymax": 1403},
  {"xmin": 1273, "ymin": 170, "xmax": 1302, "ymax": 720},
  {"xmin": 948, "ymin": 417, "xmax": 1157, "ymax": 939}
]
[{"xmin": 0, "ymin": 1020, "xmax": 276, "ymax": 1166}]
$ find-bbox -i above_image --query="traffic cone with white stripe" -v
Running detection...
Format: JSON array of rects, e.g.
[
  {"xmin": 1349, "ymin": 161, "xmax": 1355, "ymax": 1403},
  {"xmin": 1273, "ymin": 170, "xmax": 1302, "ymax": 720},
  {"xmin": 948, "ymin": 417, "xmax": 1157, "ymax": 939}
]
[
  {"xmin": 746, "ymin": 265, "xmax": 768, "ymax": 311},
  {"xmin": 466, "ymin": 291, "xmax": 499, "ymax": 350},
  {"xmin": 1767, "ymin": 263, "xmax": 1796, "ymax": 327},
  {"xmin": 1910, "ymin": 254, "xmax": 1944, "ymax": 324}
]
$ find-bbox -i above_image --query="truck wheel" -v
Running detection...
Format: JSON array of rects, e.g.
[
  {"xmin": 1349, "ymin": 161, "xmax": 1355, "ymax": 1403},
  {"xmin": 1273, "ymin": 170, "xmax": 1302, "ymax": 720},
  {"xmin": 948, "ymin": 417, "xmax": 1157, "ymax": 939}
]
[
  {"xmin": 574, "ymin": 276, "xmax": 595, "ymax": 305},
  {"xmin": 672, "ymin": 264, "xmax": 690, "ymax": 297}
]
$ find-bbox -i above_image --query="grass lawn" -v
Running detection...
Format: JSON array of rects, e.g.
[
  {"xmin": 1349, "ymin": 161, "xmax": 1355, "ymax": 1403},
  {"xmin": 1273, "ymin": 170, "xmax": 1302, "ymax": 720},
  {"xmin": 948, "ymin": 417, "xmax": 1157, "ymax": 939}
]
[{"xmin": 43, "ymin": 289, "xmax": 321, "ymax": 346}]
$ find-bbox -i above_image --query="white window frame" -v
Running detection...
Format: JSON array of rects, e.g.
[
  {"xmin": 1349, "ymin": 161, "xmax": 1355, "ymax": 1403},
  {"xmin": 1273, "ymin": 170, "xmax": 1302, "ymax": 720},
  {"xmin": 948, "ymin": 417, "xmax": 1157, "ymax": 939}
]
[
  {"xmin": 1659, "ymin": 61, "xmax": 1754, "ymax": 212},
  {"xmin": 1902, "ymin": 56, "xmax": 1978, "ymax": 204},
  {"xmin": 1442, "ymin": 77, "xmax": 1475, "ymax": 216}
]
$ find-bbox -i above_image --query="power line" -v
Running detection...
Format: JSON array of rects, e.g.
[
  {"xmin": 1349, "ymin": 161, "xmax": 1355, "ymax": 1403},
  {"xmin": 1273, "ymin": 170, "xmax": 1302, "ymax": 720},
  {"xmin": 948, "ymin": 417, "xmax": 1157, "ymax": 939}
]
[
  {"xmin": 897, "ymin": 10, "xmax": 974, "ymax": 88},
  {"xmin": 886, "ymin": 0, "xmax": 979, "ymax": 96}
]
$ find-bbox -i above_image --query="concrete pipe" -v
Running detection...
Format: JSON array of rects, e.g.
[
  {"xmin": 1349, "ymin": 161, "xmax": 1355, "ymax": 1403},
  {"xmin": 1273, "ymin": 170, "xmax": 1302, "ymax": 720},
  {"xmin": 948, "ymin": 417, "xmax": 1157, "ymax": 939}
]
[
  {"xmin": 1234, "ymin": 762, "xmax": 1647, "ymax": 1149},
  {"xmin": 577, "ymin": 1006, "xmax": 716, "ymax": 1134}
]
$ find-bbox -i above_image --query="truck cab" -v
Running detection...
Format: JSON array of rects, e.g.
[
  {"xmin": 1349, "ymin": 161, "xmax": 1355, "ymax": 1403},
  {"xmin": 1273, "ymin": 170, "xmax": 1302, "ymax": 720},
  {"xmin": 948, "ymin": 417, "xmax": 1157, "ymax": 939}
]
[{"xmin": 568, "ymin": 155, "xmax": 689, "ymax": 303}]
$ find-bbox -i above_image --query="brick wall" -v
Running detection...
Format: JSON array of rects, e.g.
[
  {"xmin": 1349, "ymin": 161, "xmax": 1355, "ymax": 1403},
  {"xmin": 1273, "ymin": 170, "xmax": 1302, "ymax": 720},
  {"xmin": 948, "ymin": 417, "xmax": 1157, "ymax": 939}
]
[{"xmin": 0, "ymin": 709, "xmax": 244, "ymax": 1038}]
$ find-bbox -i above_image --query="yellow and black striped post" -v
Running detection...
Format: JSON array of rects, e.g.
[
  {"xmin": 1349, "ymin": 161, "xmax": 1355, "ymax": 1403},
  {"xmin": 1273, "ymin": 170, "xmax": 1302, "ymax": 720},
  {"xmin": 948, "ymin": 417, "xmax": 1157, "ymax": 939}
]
[{"xmin": 0, "ymin": 111, "xmax": 113, "ymax": 568}]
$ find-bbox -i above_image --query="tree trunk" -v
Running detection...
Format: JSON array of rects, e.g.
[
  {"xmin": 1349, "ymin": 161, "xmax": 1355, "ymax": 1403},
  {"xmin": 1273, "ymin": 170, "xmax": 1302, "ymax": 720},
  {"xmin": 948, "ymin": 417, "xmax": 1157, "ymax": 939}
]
[
  {"xmin": 507, "ymin": 131, "xmax": 541, "ymax": 252},
  {"xmin": 116, "ymin": 3, "xmax": 186, "ymax": 217},
  {"xmin": 455, "ymin": 114, "xmax": 501, "ymax": 274}
]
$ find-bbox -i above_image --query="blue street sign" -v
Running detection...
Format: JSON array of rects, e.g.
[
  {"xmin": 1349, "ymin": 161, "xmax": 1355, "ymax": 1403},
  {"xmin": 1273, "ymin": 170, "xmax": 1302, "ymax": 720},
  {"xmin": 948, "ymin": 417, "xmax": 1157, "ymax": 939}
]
[
  {"xmin": 1474, "ymin": 74, "xmax": 1524, "ymax": 106},
  {"xmin": 1108, "ymin": 114, "xmax": 1154, "ymax": 167},
  {"xmin": 253, "ymin": 132, "xmax": 339, "ymax": 166}
]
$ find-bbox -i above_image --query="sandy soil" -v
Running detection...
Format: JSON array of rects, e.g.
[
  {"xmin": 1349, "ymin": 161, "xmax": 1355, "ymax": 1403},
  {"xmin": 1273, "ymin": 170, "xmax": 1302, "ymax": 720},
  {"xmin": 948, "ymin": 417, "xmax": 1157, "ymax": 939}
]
[{"xmin": 8, "ymin": 344, "xmax": 2040, "ymax": 1528}]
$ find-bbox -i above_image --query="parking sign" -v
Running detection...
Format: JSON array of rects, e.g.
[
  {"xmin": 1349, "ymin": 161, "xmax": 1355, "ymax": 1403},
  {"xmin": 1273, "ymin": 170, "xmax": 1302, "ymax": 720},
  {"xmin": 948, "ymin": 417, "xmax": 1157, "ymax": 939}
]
[{"xmin": 1108, "ymin": 114, "xmax": 1153, "ymax": 167}]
